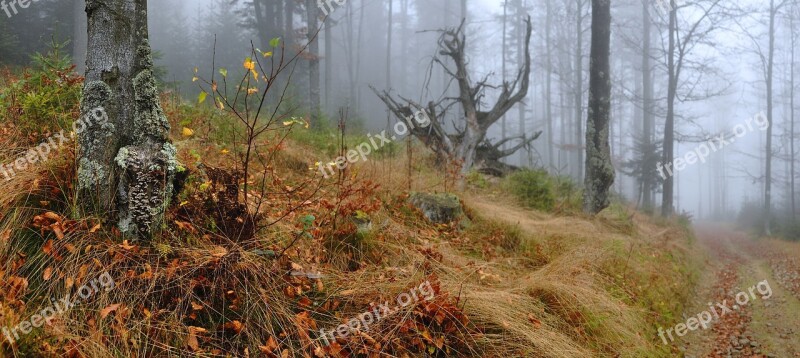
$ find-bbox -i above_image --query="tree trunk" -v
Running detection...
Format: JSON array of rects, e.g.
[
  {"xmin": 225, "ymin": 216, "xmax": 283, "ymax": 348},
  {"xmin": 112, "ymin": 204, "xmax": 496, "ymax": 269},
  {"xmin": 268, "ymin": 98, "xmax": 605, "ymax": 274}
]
[
  {"xmin": 324, "ymin": 12, "xmax": 332, "ymax": 112},
  {"xmin": 764, "ymin": 0, "xmax": 776, "ymax": 235},
  {"xmin": 501, "ymin": 0, "xmax": 508, "ymax": 151},
  {"xmin": 545, "ymin": 0, "xmax": 554, "ymax": 170},
  {"xmin": 641, "ymin": 0, "xmax": 654, "ymax": 210},
  {"xmin": 662, "ymin": 0, "xmax": 677, "ymax": 216},
  {"xmin": 386, "ymin": 0, "xmax": 393, "ymax": 90},
  {"xmin": 583, "ymin": 0, "xmax": 614, "ymax": 214},
  {"xmin": 306, "ymin": 0, "xmax": 320, "ymax": 126},
  {"xmin": 517, "ymin": 0, "xmax": 528, "ymax": 166},
  {"xmin": 789, "ymin": 16, "xmax": 797, "ymax": 220},
  {"xmin": 80, "ymin": 0, "xmax": 176, "ymax": 239},
  {"xmin": 574, "ymin": 0, "xmax": 584, "ymax": 181}
]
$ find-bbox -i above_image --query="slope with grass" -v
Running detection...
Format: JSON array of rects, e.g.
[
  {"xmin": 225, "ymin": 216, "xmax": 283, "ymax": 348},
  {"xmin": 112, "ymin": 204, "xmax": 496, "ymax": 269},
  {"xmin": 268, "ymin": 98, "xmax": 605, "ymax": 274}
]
[{"xmin": 0, "ymin": 64, "xmax": 704, "ymax": 357}]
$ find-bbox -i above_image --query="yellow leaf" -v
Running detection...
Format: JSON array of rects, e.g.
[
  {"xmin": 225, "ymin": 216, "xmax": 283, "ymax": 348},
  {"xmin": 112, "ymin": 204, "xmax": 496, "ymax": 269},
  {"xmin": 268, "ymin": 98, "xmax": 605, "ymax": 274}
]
[
  {"xmin": 197, "ymin": 91, "xmax": 207, "ymax": 104},
  {"xmin": 262, "ymin": 51, "xmax": 273, "ymax": 58},
  {"xmin": 243, "ymin": 57, "xmax": 255, "ymax": 71},
  {"xmin": 221, "ymin": 149, "xmax": 230, "ymax": 154},
  {"xmin": 199, "ymin": 181, "xmax": 211, "ymax": 191},
  {"xmin": 192, "ymin": 76, "xmax": 198, "ymax": 82},
  {"xmin": 182, "ymin": 127, "xmax": 195, "ymax": 137},
  {"xmin": 247, "ymin": 87, "xmax": 258, "ymax": 95}
]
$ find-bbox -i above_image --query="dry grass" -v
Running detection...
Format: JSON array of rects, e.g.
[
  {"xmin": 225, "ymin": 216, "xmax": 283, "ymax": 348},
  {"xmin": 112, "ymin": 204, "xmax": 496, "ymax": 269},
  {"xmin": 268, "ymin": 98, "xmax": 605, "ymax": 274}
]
[{"xmin": 0, "ymin": 95, "xmax": 701, "ymax": 357}]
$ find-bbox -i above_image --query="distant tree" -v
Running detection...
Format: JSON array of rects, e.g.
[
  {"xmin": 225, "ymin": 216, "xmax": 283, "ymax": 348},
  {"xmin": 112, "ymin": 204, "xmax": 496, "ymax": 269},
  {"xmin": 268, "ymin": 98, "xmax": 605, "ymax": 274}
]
[
  {"xmin": 583, "ymin": 0, "xmax": 614, "ymax": 214},
  {"xmin": 0, "ymin": 16, "xmax": 19, "ymax": 64},
  {"xmin": 306, "ymin": 0, "xmax": 321, "ymax": 126},
  {"xmin": 661, "ymin": 0, "xmax": 724, "ymax": 216},
  {"xmin": 79, "ymin": 0, "xmax": 177, "ymax": 239}
]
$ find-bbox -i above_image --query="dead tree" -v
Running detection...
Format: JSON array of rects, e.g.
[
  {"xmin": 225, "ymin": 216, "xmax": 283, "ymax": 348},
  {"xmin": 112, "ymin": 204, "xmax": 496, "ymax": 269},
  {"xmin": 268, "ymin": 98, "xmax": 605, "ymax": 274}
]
[{"xmin": 372, "ymin": 17, "xmax": 539, "ymax": 176}]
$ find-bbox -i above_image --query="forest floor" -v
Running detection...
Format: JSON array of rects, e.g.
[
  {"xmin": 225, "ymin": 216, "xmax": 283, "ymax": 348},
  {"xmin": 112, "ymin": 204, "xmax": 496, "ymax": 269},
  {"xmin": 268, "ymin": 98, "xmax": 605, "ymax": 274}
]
[{"xmin": 681, "ymin": 224, "xmax": 800, "ymax": 358}]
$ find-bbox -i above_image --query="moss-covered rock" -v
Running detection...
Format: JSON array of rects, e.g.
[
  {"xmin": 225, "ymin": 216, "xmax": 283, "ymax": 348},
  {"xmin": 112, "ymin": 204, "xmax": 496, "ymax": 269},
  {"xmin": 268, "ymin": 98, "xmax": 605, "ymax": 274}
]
[{"xmin": 408, "ymin": 192, "xmax": 464, "ymax": 224}]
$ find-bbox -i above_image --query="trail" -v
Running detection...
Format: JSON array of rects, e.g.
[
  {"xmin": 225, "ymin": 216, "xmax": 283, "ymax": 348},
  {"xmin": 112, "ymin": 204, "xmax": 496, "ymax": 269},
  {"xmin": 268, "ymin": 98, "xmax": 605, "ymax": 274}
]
[{"xmin": 682, "ymin": 224, "xmax": 800, "ymax": 358}]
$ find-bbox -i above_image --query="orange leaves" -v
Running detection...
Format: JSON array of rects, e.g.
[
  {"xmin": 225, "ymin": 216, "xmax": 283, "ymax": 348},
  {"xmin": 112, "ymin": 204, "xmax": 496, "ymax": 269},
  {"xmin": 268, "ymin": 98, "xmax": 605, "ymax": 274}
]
[
  {"xmin": 259, "ymin": 336, "xmax": 279, "ymax": 354},
  {"xmin": 33, "ymin": 211, "xmax": 65, "ymax": 239},
  {"xmin": 174, "ymin": 220, "xmax": 197, "ymax": 235},
  {"xmin": 4, "ymin": 275, "xmax": 28, "ymax": 302},
  {"xmin": 222, "ymin": 320, "xmax": 244, "ymax": 334},
  {"xmin": 100, "ymin": 303, "xmax": 122, "ymax": 319},
  {"xmin": 42, "ymin": 266, "xmax": 53, "ymax": 281},
  {"xmin": 186, "ymin": 326, "xmax": 207, "ymax": 352}
]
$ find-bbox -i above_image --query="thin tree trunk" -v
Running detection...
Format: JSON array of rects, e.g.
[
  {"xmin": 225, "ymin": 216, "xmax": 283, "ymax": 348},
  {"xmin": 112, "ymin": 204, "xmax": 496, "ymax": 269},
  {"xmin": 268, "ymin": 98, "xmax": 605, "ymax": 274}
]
[
  {"xmin": 641, "ymin": 0, "xmax": 654, "ymax": 210},
  {"xmin": 789, "ymin": 16, "xmax": 797, "ymax": 220},
  {"xmin": 306, "ymin": 0, "xmax": 320, "ymax": 126},
  {"xmin": 583, "ymin": 0, "xmax": 614, "ymax": 214},
  {"xmin": 765, "ymin": 0, "xmax": 776, "ymax": 235},
  {"xmin": 355, "ymin": 0, "xmax": 365, "ymax": 110},
  {"xmin": 574, "ymin": 0, "xmax": 584, "ymax": 181},
  {"xmin": 662, "ymin": 0, "xmax": 677, "ymax": 216},
  {"xmin": 324, "ymin": 13, "xmax": 332, "ymax": 112},
  {"xmin": 518, "ymin": 0, "xmax": 528, "ymax": 166},
  {"xmin": 545, "ymin": 0, "xmax": 554, "ymax": 170},
  {"xmin": 386, "ymin": 0, "xmax": 392, "ymax": 90},
  {"xmin": 501, "ymin": 0, "xmax": 508, "ymax": 150}
]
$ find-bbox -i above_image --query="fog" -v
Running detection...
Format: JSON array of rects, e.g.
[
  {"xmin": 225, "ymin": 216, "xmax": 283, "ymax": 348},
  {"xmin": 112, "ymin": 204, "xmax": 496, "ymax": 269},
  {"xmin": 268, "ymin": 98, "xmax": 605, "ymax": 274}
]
[{"xmin": 1, "ymin": 0, "xmax": 797, "ymax": 234}]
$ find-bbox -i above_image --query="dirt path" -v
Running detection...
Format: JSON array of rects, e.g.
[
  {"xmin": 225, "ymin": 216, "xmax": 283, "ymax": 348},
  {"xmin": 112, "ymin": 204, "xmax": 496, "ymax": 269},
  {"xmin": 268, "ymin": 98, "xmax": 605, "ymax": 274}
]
[{"xmin": 682, "ymin": 224, "xmax": 800, "ymax": 358}]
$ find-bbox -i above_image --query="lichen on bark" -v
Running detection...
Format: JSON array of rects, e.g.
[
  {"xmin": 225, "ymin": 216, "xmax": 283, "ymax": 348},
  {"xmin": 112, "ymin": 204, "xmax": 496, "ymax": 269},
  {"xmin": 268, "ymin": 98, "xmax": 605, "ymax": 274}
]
[
  {"xmin": 80, "ymin": 0, "xmax": 182, "ymax": 239},
  {"xmin": 114, "ymin": 41, "xmax": 177, "ymax": 239}
]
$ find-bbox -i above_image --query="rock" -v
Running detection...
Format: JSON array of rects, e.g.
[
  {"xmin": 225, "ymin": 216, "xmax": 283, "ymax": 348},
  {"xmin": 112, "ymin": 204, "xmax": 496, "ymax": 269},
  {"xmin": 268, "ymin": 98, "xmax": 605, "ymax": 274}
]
[
  {"xmin": 408, "ymin": 192, "xmax": 464, "ymax": 224},
  {"xmin": 750, "ymin": 341, "xmax": 759, "ymax": 348},
  {"xmin": 352, "ymin": 210, "xmax": 372, "ymax": 235}
]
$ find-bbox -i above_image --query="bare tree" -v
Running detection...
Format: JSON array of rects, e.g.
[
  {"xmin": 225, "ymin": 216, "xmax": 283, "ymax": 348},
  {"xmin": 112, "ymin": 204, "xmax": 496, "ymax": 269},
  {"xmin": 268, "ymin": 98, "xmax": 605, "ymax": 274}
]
[
  {"xmin": 584, "ymin": 0, "xmax": 615, "ymax": 214},
  {"xmin": 79, "ymin": 0, "xmax": 177, "ymax": 239},
  {"xmin": 373, "ymin": 18, "xmax": 538, "ymax": 176},
  {"xmin": 661, "ymin": 0, "xmax": 723, "ymax": 216}
]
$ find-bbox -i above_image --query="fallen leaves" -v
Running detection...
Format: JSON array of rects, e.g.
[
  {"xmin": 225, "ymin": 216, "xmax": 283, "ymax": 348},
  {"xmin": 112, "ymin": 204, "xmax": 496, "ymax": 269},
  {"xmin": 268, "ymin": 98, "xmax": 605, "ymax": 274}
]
[{"xmin": 100, "ymin": 303, "xmax": 122, "ymax": 319}]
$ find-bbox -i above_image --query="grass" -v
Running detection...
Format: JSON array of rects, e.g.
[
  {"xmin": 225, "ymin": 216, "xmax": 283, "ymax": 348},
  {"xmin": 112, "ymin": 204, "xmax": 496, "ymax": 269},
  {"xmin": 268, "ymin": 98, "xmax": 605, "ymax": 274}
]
[{"xmin": 0, "ymin": 66, "xmax": 704, "ymax": 357}]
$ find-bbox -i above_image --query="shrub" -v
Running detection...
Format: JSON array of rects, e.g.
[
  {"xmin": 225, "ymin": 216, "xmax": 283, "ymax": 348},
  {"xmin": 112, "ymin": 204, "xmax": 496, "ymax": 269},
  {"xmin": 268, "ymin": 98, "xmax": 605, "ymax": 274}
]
[
  {"xmin": 0, "ymin": 39, "xmax": 82, "ymax": 140},
  {"xmin": 505, "ymin": 169, "xmax": 555, "ymax": 211}
]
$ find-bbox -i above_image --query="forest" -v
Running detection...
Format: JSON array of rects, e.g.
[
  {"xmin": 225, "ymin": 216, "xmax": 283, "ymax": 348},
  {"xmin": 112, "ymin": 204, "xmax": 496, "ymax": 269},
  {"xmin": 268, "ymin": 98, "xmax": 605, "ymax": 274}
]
[{"xmin": 0, "ymin": 0, "xmax": 799, "ymax": 357}]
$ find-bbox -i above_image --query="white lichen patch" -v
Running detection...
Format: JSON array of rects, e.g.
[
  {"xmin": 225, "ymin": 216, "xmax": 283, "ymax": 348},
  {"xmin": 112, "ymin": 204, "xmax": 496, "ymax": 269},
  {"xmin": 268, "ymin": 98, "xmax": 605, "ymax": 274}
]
[
  {"xmin": 77, "ymin": 158, "xmax": 108, "ymax": 191},
  {"xmin": 82, "ymin": 80, "xmax": 111, "ymax": 111}
]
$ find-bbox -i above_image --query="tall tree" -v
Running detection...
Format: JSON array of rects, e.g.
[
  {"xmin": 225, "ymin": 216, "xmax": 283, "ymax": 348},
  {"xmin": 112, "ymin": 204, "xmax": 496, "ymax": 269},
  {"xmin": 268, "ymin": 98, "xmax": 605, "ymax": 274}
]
[
  {"xmin": 660, "ymin": 0, "xmax": 723, "ymax": 216},
  {"xmin": 306, "ymin": 0, "xmax": 321, "ymax": 126},
  {"xmin": 791, "ymin": 5, "xmax": 797, "ymax": 219},
  {"xmin": 641, "ymin": 0, "xmax": 655, "ymax": 210},
  {"xmin": 763, "ymin": 0, "xmax": 784, "ymax": 235},
  {"xmin": 79, "ymin": 0, "xmax": 177, "ymax": 239},
  {"xmin": 583, "ymin": 0, "xmax": 614, "ymax": 214},
  {"xmin": 574, "ymin": 0, "xmax": 588, "ymax": 181},
  {"xmin": 545, "ymin": 0, "xmax": 554, "ymax": 169}
]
